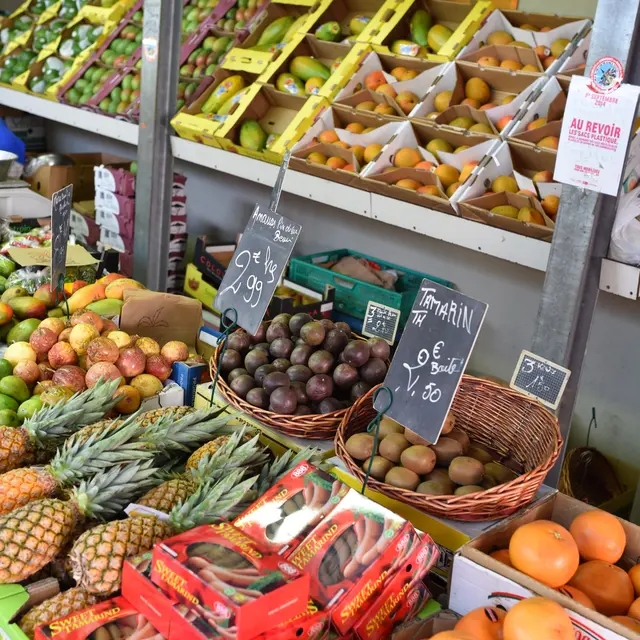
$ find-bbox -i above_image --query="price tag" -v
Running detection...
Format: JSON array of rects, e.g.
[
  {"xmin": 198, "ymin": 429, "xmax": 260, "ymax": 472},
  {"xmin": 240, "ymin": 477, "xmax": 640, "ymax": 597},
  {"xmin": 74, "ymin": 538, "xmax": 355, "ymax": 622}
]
[
  {"xmin": 375, "ymin": 280, "xmax": 487, "ymax": 443},
  {"xmin": 361, "ymin": 301, "xmax": 400, "ymax": 345},
  {"xmin": 510, "ymin": 350, "xmax": 570, "ymax": 410},
  {"xmin": 50, "ymin": 184, "xmax": 73, "ymax": 293}
]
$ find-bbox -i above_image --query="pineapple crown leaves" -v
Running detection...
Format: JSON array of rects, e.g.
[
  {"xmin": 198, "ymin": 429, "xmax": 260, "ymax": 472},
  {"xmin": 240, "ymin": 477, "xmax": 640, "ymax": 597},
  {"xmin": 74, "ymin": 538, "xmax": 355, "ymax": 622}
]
[
  {"xmin": 24, "ymin": 378, "xmax": 122, "ymax": 445},
  {"xmin": 170, "ymin": 468, "xmax": 258, "ymax": 532},
  {"xmin": 73, "ymin": 459, "xmax": 160, "ymax": 520},
  {"xmin": 190, "ymin": 429, "xmax": 269, "ymax": 483},
  {"xmin": 256, "ymin": 446, "xmax": 325, "ymax": 495},
  {"xmin": 48, "ymin": 410, "xmax": 154, "ymax": 486}
]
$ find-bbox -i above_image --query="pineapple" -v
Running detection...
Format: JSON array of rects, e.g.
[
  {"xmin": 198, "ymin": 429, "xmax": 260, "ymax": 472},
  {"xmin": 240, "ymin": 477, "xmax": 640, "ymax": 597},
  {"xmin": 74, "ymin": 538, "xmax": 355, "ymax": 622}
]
[
  {"xmin": 0, "ymin": 378, "xmax": 121, "ymax": 473},
  {"xmin": 0, "ymin": 460, "xmax": 158, "ymax": 584},
  {"xmin": 70, "ymin": 469, "xmax": 257, "ymax": 595},
  {"xmin": 255, "ymin": 446, "xmax": 325, "ymax": 495},
  {"xmin": 19, "ymin": 587, "xmax": 100, "ymax": 639}
]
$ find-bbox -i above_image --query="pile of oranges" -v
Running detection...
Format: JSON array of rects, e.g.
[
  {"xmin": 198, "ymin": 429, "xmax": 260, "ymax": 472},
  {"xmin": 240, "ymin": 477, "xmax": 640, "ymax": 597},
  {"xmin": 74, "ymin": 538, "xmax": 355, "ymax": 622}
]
[
  {"xmin": 485, "ymin": 171, "xmax": 559, "ymax": 221},
  {"xmin": 303, "ymin": 127, "xmax": 381, "ymax": 173}
]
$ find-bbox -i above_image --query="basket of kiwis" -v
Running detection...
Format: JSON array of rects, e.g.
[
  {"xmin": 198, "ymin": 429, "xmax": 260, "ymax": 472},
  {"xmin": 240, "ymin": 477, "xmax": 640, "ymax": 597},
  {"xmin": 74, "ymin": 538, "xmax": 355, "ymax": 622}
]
[
  {"xmin": 335, "ymin": 378, "xmax": 563, "ymax": 521},
  {"xmin": 210, "ymin": 313, "xmax": 391, "ymax": 439}
]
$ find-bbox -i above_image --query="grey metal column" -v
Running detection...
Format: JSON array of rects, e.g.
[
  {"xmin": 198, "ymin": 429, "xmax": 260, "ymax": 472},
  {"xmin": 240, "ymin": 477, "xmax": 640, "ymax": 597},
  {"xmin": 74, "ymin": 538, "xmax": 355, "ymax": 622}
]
[
  {"xmin": 531, "ymin": 0, "xmax": 640, "ymax": 487},
  {"xmin": 133, "ymin": 0, "xmax": 182, "ymax": 290}
]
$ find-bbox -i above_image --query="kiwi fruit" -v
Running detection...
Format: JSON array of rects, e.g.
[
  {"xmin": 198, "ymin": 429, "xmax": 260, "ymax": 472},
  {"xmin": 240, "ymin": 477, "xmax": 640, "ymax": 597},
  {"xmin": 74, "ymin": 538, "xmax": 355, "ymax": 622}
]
[
  {"xmin": 368, "ymin": 337, "xmax": 390, "ymax": 360},
  {"xmin": 442, "ymin": 412, "xmax": 455, "ymax": 434},
  {"xmin": 290, "ymin": 381, "xmax": 309, "ymax": 405},
  {"xmin": 254, "ymin": 364, "xmax": 276, "ymax": 386},
  {"xmin": 246, "ymin": 387, "xmax": 269, "ymax": 408},
  {"xmin": 318, "ymin": 397, "xmax": 343, "ymax": 414},
  {"xmin": 269, "ymin": 386, "xmax": 298, "ymax": 414},
  {"xmin": 385, "ymin": 466, "xmax": 419, "ymax": 491},
  {"xmin": 227, "ymin": 330, "xmax": 251, "ymax": 352},
  {"xmin": 359, "ymin": 358, "xmax": 388, "ymax": 385},
  {"xmin": 345, "ymin": 433, "xmax": 376, "ymax": 460},
  {"xmin": 308, "ymin": 350, "xmax": 335, "ymax": 375},
  {"xmin": 400, "ymin": 445, "xmax": 436, "ymax": 475},
  {"xmin": 300, "ymin": 321, "xmax": 326, "ymax": 346},
  {"xmin": 306, "ymin": 374, "xmax": 333, "ymax": 401},
  {"xmin": 270, "ymin": 337, "xmax": 294, "ymax": 359},
  {"xmin": 263, "ymin": 371, "xmax": 290, "ymax": 395},
  {"xmin": 405, "ymin": 428, "xmax": 430, "ymax": 446},
  {"xmin": 417, "ymin": 480, "xmax": 453, "ymax": 496},
  {"xmin": 271, "ymin": 358, "xmax": 291, "ymax": 373},
  {"xmin": 350, "ymin": 381, "xmax": 371, "ymax": 401},
  {"xmin": 362, "ymin": 456, "xmax": 394, "ymax": 481},
  {"xmin": 447, "ymin": 428, "xmax": 470, "ymax": 453},
  {"xmin": 467, "ymin": 443, "xmax": 494, "ymax": 464},
  {"xmin": 482, "ymin": 474, "xmax": 498, "ymax": 489},
  {"xmin": 289, "ymin": 313, "xmax": 313, "ymax": 336},
  {"xmin": 221, "ymin": 349, "xmax": 242, "ymax": 373},
  {"xmin": 287, "ymin": 365, "xmax": 313, "ymax": 383},
  {"xmin": 431, "ymin": 437, "xmax": 463, "ymax": 466},
  {"xmin": 484, "ymin": 462, "xmax": 517, "ymax": 485},
  {"xmin": 378, "ymin": 416, "xmax": 404, "ymax": 438},
  {"xmin": 266, "ymin": 322, "xmax": 291, "ymax": 343},
  {"xmin": 230, "ymin": 374, "xmax": 256, "ymax": 399},
  {"xmin": 448, "ymin": 456, "xmax": 485, "ymax": 485},
  {"xmin": 333, "ymin": 363, "xmax": 359, "ymax": 389},
  {"xmin": 378, "ymin": 433, "xmax": 410, "ymax": 462},
  {"xmin": 335, "ymin": 321, "xmax": 351, "ymax": 334},
  {"xmin": 423, "ymin": 468, "xmax": 453, "ymax": 486},
  {"xmin": 323, "ymin": 329, "xmax": 349, "ymax": 355},
  {"xmin": 454, "ymin": 485, "xmax": 484, "ymax": 496},
  {"xmin": 342, "ymin": 340, "xmax": 370, "ymax": 367},
  {"xmin": 290, "ymin": 344, "xmax": 313, "ymax": 366},
  {"xmin": 228, "ymin": 368, "xmax": 249, "ymax": 383},
  {"xmin": 244, "ymin": 349, "xmax": 269, "ymax": 374}
]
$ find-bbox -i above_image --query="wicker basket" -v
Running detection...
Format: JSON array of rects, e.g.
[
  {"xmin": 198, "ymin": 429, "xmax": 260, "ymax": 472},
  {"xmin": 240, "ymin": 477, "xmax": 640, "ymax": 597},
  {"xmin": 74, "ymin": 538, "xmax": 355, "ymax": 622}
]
[{"xmin": 335, "ymin": 378, "xmax": 563, "ymax": 521}]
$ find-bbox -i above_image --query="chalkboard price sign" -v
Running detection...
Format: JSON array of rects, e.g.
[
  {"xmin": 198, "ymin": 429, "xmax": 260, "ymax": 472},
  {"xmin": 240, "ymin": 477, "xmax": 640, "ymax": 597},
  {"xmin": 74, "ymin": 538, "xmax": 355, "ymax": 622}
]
[
  {"xmin": 362, "ymin": 301, "xmax": 400, "ymax": 345},
  {"xmin": 375, "ymin": 279, "xmax": 487, "ymax": 444},
  {"xmin": 510, "ymin": 350, "xmax": 571, "ymax": 410},
  {"xmin": 214, "ymin": 205, "xmax": 302, "ymax": 335},
  {"xmin": 51, "ymin": 184, "xmax": 73, "ymax": 293}
]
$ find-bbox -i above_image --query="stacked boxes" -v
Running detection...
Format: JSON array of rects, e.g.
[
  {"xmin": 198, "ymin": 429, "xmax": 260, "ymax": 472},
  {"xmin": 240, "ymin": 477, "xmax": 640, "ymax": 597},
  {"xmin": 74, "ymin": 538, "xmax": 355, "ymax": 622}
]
[{"xmin": 93, "ymin": 164, "xmax": 188, "ymax": 292}]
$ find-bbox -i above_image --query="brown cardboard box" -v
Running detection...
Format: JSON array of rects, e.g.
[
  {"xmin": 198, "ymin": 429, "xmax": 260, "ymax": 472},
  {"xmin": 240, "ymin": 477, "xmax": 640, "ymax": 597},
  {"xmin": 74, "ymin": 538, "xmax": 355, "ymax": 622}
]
[
  {"xmin": 458, "ymin": 43, "xmax": 544, "ymax": 73},
  {"xmin": 26, "ymin": 153, "xmax": 131, "ymax": 200}
]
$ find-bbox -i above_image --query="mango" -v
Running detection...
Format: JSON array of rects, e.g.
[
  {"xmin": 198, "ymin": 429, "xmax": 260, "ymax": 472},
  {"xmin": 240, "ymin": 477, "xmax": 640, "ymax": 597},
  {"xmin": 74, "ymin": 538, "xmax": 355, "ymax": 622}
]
[
  {"xmin": 349, "ymin": 15, "xmax": 370, "ymax": 36},
  {"xmin": 0, "ymin": 409, "xmax": 19, "ymax": 427},
  {"xmin": 98, "ymin": 273, "xmax": 125, "ymax": 285},
  {"xmin": 410, "ymin": 9, "xmax": 432, "ymax": 47},
  {"xmin": 1, "ymin": 287, "xmax": 28, "ymax": 303},
  {"xmin": 276, "ymin": 73, "xmax": 305, "ymax": 96},
  {"xmin": 34, "ymin": 284, "xmax": 63, "ymax": 309},
  {"xmin": 239, "ymin": 120, "xmax": 267, "ymax": 151},
  {"xmin": 0, "ymin": 393, "xmax": 18, "ymax": 413},
  {"xmin": 427, "ymin": 24, "xmax": 452, "ymax": 53},
  {"xmin": 8, "ymin": 297, "xmax": 47, "ymax": 320},
  {"xmin": 0, "ymin": 302, "xmax": 12, "ymax": 326},
  {"xmin": 7, "ymin": 319, "xmax": 40, "ymax": 345},
  {"xmin": 218, "ymin": 87, "xmax": 249, "ymax": 116},
  {"xmin": 257, "ymin": 16, "xmax": 295, "ymax": 46},
  {"xmin": 202, "ymin": 75, "xmax": 246, "ymax": 114},
  {"xmin": 0, "ymin": 360, "xmax": 12, "ymax": 380},
  {"xmin": 305, "ymin": 77, "xmax": 325, "ymax": 95},
  {"xmin": 17, "ymin": 395, "xmax": 42, "ymax": 421},
  {"xmin": 290, "ymin": 56, "xmax": 331, "ymax": 82},
  {"xmin": 48, "ymin": 308, "xmax": 65, "ymax": 318},
  {"xmin": 86, "ymin": 299, "xmax": 124, "ymax": 316},
  {"xmin": 0, "ymin": 375, "xmax": 30, "ymax": 403},
  {"xmin": 490, "ymin": 205, "xmax": 519, "ymax": 219},
  {"xmin": 0, "ymin": 256, "xmax": 15, "ymax": 279},
  {"xmin": 104, "ymin": 278, "xmax": 145, "ymax": 301},
  {"xmin": 61, "ymin": 283, "xmax": 107, "ymax": 313},
  {"xmin": 315, "ymin": 21, "xmax": 341, "ymax": 42}
]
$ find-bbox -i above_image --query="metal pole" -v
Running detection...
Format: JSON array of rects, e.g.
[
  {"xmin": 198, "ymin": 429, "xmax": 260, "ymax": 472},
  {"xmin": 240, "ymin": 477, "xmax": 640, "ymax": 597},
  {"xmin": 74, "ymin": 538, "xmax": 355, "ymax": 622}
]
[
  {"xmin": 133, "ymin": 0, "xmax": 181, "ymax": 290},
  {"xmin": 531, "ymin": 0, "xmax": 640, "ymax": 487}
]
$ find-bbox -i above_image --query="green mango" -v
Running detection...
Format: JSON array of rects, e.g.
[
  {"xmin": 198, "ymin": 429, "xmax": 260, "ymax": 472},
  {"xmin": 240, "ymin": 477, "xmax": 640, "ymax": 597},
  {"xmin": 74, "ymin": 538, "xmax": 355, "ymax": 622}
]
[
  {"xmin": 18, "ymin": 396, "xmax": 43, "ymax": 421},
  {"xmin": 1, "ymin": 287, "xmax": 28, "ymax": 303},
  {"xmin": 239, "ymin": 120, "xmax": 267, "ymax": 152},
  {"xmin": 0, "ymin": 409, "xmax": 19, "ymax": 427},
  {"xmin": 0, "ymin": 360, "xmax": 12, "ymax": 380},
  {"xmin": 0, "ymin": 394, "xmax": 19, "ymax": 413},
  {"xmin": 315, "ymin": 21, "xmax": 341, "ymax": 42},
  {"xmin": 7, "ymin": 319, "xmax": 41, "ymax": 345},
  {"xmin": 0, "ymin": 376, "xmax": 31, "ymax": 403}
]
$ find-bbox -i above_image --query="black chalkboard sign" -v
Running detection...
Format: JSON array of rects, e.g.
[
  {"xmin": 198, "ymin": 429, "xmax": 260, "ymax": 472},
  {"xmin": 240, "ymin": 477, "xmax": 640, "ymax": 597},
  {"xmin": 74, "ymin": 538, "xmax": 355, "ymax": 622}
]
[
  {"xmin": 375, "ymin": 279, "xmax": 487, "ymax": 443},
  {"xmin": 214, "ymin": 205, "xmax": 302, "ymax": 335},
  {"xmin": 362, "ymin": 301, "xmax": 400, "ymax": 345},
  {"xmin": 51, "ymin": 184, "xmax": 73, "ymax": 293},
  {"xmin": 510, "ymin": 350, "xmax": 571, "ymax": 410}
]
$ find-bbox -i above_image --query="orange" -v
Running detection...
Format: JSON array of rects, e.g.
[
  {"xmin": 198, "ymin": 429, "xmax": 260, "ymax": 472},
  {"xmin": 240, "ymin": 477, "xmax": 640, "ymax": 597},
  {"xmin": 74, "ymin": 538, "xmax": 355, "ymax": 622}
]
[
  {"xmin": 541, "ymin": 195, "xmax": 560, "ymax": 218},
  {"xmin": 611, "ymin": 616, "xmax": 640, "ymax": 632},
  {"xmin": 350, "ymin": 145, "xmax": 365, "ymax": 164},
  {"xmin": 417, "ymin": 185, "xmax": 441, "ymax": 196},
  {"xmin": 395, "ymin": 178, "xmax": 421, "ymax": 190},
  {"xmin": 345, "ymin": 122, "xmax": 365, "ymax": 134},
  {"xmin": 364, "ymin": 144, "xmax": 382, "ymax": 163},
  {"xmin": 318, "ymin": 129, "xmax": 339, "ymax": 144},
  {"xmin": 415, "ymin": 161, "xmax": 435, "ymax": 171},
  {"xmin": 465, "ymin": 77, "xmax": 491, "ymax": 104},
  {"xmin": 569, "ymin": 560, "xmax": 634, "ymax": 616},
  {"xmin": 365, "ymin": 70, "xmax": 386, "ymax": 91},
  {"xmin": 375, "ymin": 83, "xmax": 397, "ymax": 98},
  {"xmin": 628, "ymin": 596, "xmax": 640, "ymax": 619},
  {"xmin": 435, "ymin": 164, "xmax": 461, "ymax": 188},
  {"xmin": 556, "ymin": 585, "xmax": 595, "ymax": 609},
  {"xmin": 478, "ymin": 56, "xmax": 500, "ymax": 68},
  {"xmin": 569, "ymin": 510, "xmax": 626, "ymax": 563},
  {"xmin": 497, "ymin": 115, "xmax": 514, "ymax": 132},
  {"xmin": 490, "ymin": 549, "xmax": 513, "ymax": 567},
  {"xmin": 500, "ymin": 59, "xmax": 523, "ymax": 71},
  {"xmin": 455, "ymin": 607, "xmax": 506, "ymax": 640},
  {"xmin": 394, "ymin": 147, "xmax": 422, "ymax": 168},
  {"xmin": 461, "ymin": 98, "xmax": 481, "ymax": 108},
  {"xmin": 326, "ymin": 156, "xmax": 347, "ymax": 169},
  {"xmin": 509, "ymin": 520, "xmax": 579, "ymax": 588},
  {"xmin": 503, "ymin": 597, "xmax": 574, "ymax": 640},
  {"xmin": 355, "ymin": 100, "xmax": 376, "ymax": 111},
  {"xmin": 629, "ymin": 565, "xmax": 640, "ymax": 596}
]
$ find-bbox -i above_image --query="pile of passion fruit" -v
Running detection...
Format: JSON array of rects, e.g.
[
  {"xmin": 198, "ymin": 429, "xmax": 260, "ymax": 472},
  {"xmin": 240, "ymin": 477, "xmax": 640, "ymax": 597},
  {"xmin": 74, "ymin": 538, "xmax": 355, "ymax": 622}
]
[
  {"xmin": 219, "ymin": 313, "xmax": 390, "ymax": 415},
  {"xmin": 345, "ymin": 414, "xmax": 518, "ymax": 495}
]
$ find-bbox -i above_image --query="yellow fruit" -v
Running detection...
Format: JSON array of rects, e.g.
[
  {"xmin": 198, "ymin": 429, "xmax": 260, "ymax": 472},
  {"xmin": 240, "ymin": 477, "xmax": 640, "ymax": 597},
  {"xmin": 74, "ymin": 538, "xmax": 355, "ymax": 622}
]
[
  {"xmin": 459, "ymin": 161, "xmax": 479, "ymax": 182},
  {"xmin": 426, "ymin": 112, "xmax": 440, "ymax": 120},
  {"xmin": 417, "ymin": 185, "xmax": 441, "ymax": 196},
  {"xmin": 446, "ymin": 182, "xmax": 461, "ymax": 198},
  {"xmin": 518, "ymin": 207, "xmax": 544, "ymax": 225},
  {"xmin": 426, "ymin": 138, "xmax": 453, "ymax": 161},
  {"xmin": 376, "ymin": 83, "xmax": 397, "ymax": 98},
  {"xmin": 394, "ymin": 147, "xmax": 422, "ymax": 168},
  {"xmin": 397, "ymin": 91, "xmax": 419, "ymax": 115},
  {"xmin": 355, "ymin": 101, "xmax": 376, "ymax": 111},
  {"xmin": 449, "ymin": 116, "xmax": 475, "ymax": 130},
  {"xmin": 326, "ymin": 156, "xmax": 347, "ymax": 169},
  {"xmin": 542, "ymin": 195, "xmax": 560, "ymax": 218},
  {"xmin": 396, "ymin": 178, "xmax": 421, "ymax": 190},
  {"xmin": 468, "ymin": 123, "xmax": 493, "ymax": 134},
  {"xmin": 465, "ymin": 78, "xmax": 491, "ymax": 104},
  {"xmin": 512, "ymin": 41, "xmax": 532, "ymax": 49},
  {"xmin": 520, "ymin": 23, "xmax": 539, "ymax": 31},
  {"xmin": 461, "ymin": 98, "xmax": 481, "ymax": 109},
  {"xmin": 307, "ymin": 152, "xmax": 327, "ymax": 164},
  {"xmin": 491, "ymin": 205, "xmax": 519, "ymax": 218},
  {"xmin": 454, "ymin": 146, "xmax": 469, "ymax": 154},
  {"xmin": 318, "ymin": 129, "xmax": 339, "ymax": 144},
  {"xmin": 487, "ymin": 31, "xmax": 514, "ymax": 46},
  {"xmin": 538, "ymin": 136, "xmax": 559, "ymax": 150},
  {"xmin": 434, "ymin": 91, "xmax": 452, "ymax": 112},
  {"xmin": 104, "ymin": 278, "xmax": 145, "ymax": 301},
  {"xmin": 500, "ymin": 59, "xmax": 522, "ymax": 71},
  {"xmin": 345, "ymin": 122, "xmax": 365, "ymax": 134},
  {"xmin": 527, "ymin": 117, "xmax": 547, "ymax": 131},
  {"xmin": 478, "ymin": 56, "xmax": 499, "ymax": 68},
  {"xmin": 491, "ymin": 176, "xmax": 519, "ymax": 193},
  {"xmin": 427, "ymin": 24, "xmax": 453, "ymax": 53},
  {"xmin": 502, "ymin": 95, "xmax": 515, "ymax": 105},
  {"xmin": 435, "ymin": 164, "xmax": 460, "ymax": 188},
  {"xmin": 351, "ymin": 145, "xmax": 365, "ymax": 163},
  {"xmin": 374, "ymin": 104, "xmax": 395, "ymax": 115},
  {"xmin": 521, "ymin": 64, "xmax": 540, "ymax": 72},
  {"xmin": 551, "ymin": 38, "xmax": 570, "ymax": 57},
  {"xmin": 364, "ymin": 144, "xmax": 382, "ymax": 163}
]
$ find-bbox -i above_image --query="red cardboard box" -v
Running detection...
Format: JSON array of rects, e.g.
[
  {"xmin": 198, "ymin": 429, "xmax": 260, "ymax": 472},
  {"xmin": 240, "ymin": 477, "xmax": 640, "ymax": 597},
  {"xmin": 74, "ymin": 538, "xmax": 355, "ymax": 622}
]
[
  {"xmin": 287, "ymin": 489, "xmax": 413, "ymax": 635},
  {"xmin": 234, "ymin": 462, "xmax": 349, "ymax": 557},
  {"xmin": 34, "ymin": 596, "xmax": 163, "ymax": 640},
  {"xmin": 151, "ymin": 522, "xmax": 310, "ymax": 640},
  {"xmin": 257, "ymin": 599, "xmax": 331, "ymax": 640}
]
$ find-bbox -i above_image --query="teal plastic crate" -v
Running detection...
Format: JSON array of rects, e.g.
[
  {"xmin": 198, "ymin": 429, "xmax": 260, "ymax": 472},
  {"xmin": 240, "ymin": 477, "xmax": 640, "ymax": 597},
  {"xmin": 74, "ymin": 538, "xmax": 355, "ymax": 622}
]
[{"xmin": 288, "ymin": 249, "xmax": 454, "ymax": 326}]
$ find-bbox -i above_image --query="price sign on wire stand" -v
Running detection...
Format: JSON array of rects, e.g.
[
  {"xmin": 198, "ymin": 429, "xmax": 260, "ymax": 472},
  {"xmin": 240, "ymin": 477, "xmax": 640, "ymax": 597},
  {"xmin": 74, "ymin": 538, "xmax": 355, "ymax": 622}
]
[
  {"xmin": 510, "ymin": 350, "xmax": 571, "ymax": 410},
  {"xmin": 375, "ymin": 279, "xmax": 487, "ymax": 444},
  {"xmin": 214, "ymin": 153, "xmax": 302, "ymax": 335},
  {"xmin": 362, "ymin": 301, "xmax": 400, "ymax": 345},
  {"xmin": 50, "ymin": 184, "xmax": 73, "ymax": 293}
]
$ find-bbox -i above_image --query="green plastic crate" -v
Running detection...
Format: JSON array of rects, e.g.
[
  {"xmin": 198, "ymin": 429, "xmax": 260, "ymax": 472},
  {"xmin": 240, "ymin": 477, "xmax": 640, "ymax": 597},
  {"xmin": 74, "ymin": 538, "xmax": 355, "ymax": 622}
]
[{"xmin": 288, "ymin": 249, "xmax": 454, "ymax": 326}]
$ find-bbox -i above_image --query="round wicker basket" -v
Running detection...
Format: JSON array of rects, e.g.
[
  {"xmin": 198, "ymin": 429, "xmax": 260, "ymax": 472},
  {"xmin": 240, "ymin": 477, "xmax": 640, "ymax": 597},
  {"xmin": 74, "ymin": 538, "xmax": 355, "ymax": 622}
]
[{"xmin": 335, "ymin": 378, "xmax": 563, "ymax": 521}]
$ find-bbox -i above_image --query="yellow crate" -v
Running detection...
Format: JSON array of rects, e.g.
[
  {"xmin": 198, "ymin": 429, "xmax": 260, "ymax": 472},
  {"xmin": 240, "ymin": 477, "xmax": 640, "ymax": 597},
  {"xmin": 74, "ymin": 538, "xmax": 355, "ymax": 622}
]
[
  {"xmin": 216, "ymin": 84, "xmax": 328, "ymax": 164},
  {"xmin": 44, "ymin": 53, "xmax": 86, "ymax": 99},
  {"xmin": 370, "ymin": 0, "xmax": 492, "ymax": 62},
  {"xmin": 42, "ymin": 15, "xmax": 115, "ymax": 63},
  {"xmin": 37, "ymin": 1, "xmax": 62, "ymax": 24},
  {"xmin": 3, "ymin": 26, "xmax": 33, "ymax": 56},
  {"xmin": 78, "ymin": 0, "xmax": 136, "ymax": 24},
  {"xmin": 9, "ymin": 0, "xmax": 32, "ymax": 18},
  {"xmin": 183, "ymin": 262, "xmax": 220, "ymax": 309}
]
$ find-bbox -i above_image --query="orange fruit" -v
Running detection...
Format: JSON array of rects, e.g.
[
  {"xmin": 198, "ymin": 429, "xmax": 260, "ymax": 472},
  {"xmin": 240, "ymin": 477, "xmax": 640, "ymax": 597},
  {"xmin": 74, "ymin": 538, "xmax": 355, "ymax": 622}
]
[
  {"xmin": 318, "ymin": 129, "xmax": 339, "ymax": 144},
  {"xmin": 628, "ymin": 596, "xmax": 640, "ymax": 619},
  {"xmin": 503, "ymin": 597, "xmax": 574, "ymax": 640},
  {"xmin": 509, "ymin": 520, "xmax": 579, "ymax": 588},
  {"xmin": 364, "ymin": 144, "xmax": 382, "ymax": 163},
  {"xmin": 396, "ymin": 178, "xmax": 421, "ymax": 190},
  {"xmin": 497, "ymin": 115, "xmax": 514, "ymax": 132},
  {"xmin": 461, "ymin": 98, "xmax": 481, "ymax": 108},
  {"xmin": 375, "ymin": 83, "xmax": 397, "ymax": 98},
  {"xmin": 365, "ymin": 70, "xmax": 386, "ymax": 91},
  {"xmin": 326, "ymin": 156, "xmax": 347, "ymax": 169},
  {"xmin": 490, "ymin": 549, "xmax": 513, "ymax": 567},
  {"xmin": 307, "ymin": 152, "xmax": 327, "ymax": 164},
  {"xmin": 478, "ymin": 56, "xmax": 500, "ymax": 68},
  {"xmin": 394, "ymin": 147, "xmax": 422, "ymax": 168},
  {"xmin": 569, "ymin": 560, "xmax": 635, "ymax": 616},
  {"xmin": 417, "ymin": 185, "xmax": 441, "ymax": 196},
  {"xmin": 374, "ymin": 104, "xmax": 395, "ymax": 115},
  {"xmin": 629, "ymin": 565, "xmax": 640, "ymax": 596},
  {"xmin": 455, "ymin": 607, "xmax": 506, "ymax": 640},
  {"xmin": 569, "ymin": 510, "xmax": 626, "ymax": 563},
  {"xmin": 435, "ymin": 164, "xmax": 461, "ymax": 188},
  {"xmin": 465, "ymin": 77, "xmax": 491, "ymax": 104},
  {"xmin": 500, "ymin": 59, "xmax": 523, "ymax": 71},
  {"xmin": 556, "ymin": 585, "xmax": 595, "ymax": 609},
  {"xmin": 415, "ymin": 161, "xmax": 435, "ymax": 171},
  {"xmin": 345, "ymin": 122, "xmax": 365, "ymax": 134},
  {"xmin": 541, "ymin": 195, "xmax": 560, "ymax": 218},
  {"xmin": 611, "ymin": 616, "xmax": 640, "ymax": 632}
]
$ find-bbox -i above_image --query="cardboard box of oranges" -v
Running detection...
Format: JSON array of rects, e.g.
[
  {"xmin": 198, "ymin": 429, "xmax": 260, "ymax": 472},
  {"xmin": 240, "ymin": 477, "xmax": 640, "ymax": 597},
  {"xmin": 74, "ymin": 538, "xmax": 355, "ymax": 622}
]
[
  {"xmin": 458, "ymin": 43, "xmax": 545, "ymax": 75},
  {"xmin": 451, "ymin": 491, "xmax": 640, "ymax": 640}
]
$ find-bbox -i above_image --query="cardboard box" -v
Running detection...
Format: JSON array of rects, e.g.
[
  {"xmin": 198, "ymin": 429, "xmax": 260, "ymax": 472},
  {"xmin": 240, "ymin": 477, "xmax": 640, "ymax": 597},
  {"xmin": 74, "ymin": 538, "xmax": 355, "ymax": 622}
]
[
  {"xmin": 139, "ymin": 381, "xmax": 185, "ymax": 410},
  {"xmin": 169, "ymin": 359, "xmax": 208, "ymax": 406},
  {"xmin": 99, "ymin": 226, "xmax": 133, "ymax": 253},
  {"xmin": 558, "ymin": 30, "xmax": 590, "ymax": 80},
  {"xmin": 95, "ymin": 208, "xmax": 134, "ymax": 238},
  {"xmin": 458, "ymin": 43, "xmax": 545, "ymax": 74},
  {"xmin": 77, "ymin": 0, "xmax": 138, "ymax": 25},
  {"xmin": 151, "ymin": 522, "xmax": 309, "ymax": 640},
  {"xmin": 234, "ymin": 461, "xmax": 349, "ymax": 556},
  {"xmin": 193, "ymin": 236, "xmax": 235, "ymax": 287},
  {"xmin": 508, "ymin": 75, "xmax": 565, "ymax": 139},
  {"xmin": 70, "ymin": 210, "xmax": 100, "ymax": 247},
  {"xmin": 95, "ymin": 188, "xmax": 135, "ymax": 217},
  {"xmin": 255, "ymin": 599, "xmax": 330, "ymax": 640},
  {"xmin": 391, "ymin": 610, "xmax": 459, "ymax": 640},
  {"xmin": 451, "ymin": 492, "xmax": 640, "ymax": 640}
]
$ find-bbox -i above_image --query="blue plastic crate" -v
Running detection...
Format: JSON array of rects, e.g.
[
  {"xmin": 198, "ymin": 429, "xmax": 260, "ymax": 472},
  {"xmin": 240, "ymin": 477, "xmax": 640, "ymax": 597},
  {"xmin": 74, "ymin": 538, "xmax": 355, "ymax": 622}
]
[{"xmin": 288, "ymin": 250, "xmax": 454, "ymax": 326}]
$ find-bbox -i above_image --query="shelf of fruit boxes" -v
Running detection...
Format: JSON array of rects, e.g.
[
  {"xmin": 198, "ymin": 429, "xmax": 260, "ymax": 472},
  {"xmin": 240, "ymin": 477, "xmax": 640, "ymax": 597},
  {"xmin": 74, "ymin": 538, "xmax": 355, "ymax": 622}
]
[{"xmin": 0, "ymin": 85, "xmax": 638, "ymax": 299}]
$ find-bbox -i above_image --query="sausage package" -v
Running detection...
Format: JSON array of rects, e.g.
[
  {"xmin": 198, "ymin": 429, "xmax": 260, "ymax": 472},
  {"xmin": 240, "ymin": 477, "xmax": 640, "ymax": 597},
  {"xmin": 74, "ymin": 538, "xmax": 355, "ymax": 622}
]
[
  {"xmin": 234, "ymin": 461, "xmax": 349, "ymax": 557},
  {"xmin": 150, "ymin": 521, "xmax": 309, "ymax": 640},
  {"xmin": 255, "ymin": 599, "xmax": 331, "ymax": 640},
  {"xmin": 34, "ymin": 596, "xmax": 165, "ymax": 640},
  {"xmin": 353, "ymin": 534, "xmax": 439, "ymax": 640},
  {"xmin": 287, "ymin": 489, "xmax": 414, "ymax": 635}
]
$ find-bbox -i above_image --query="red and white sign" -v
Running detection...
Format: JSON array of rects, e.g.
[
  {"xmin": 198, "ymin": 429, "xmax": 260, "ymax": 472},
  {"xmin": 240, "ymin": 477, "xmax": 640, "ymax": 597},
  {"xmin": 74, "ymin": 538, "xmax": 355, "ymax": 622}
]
[{"xmin": 555, "ymin": 70, "xmax": 640, "ymax": 196}]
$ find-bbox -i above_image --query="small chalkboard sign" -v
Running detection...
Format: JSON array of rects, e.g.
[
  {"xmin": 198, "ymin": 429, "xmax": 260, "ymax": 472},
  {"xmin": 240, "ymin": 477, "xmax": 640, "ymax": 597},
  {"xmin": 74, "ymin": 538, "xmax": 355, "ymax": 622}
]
[
  {"xmin": 214, "ymin": 206, "xmax": 302, "ymax": 335},
  {"xmin": 510, "ymin": 350, "xmax": 571, "ymax": 410},
  {"xmin": 375, "ymin": 279, "xmax": 487, "ymax": 444},
  {"xmin": 51, "ymin": 185, "xmax": 73, "ymax": 293},
  {"xmin": 362, "ymin": 301, "xmax": 400, "ymax": 345}
]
